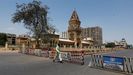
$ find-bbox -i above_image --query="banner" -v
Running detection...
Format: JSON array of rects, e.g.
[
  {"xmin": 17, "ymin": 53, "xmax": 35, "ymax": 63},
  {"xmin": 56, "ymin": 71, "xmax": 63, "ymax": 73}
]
[{"xmin": 103, "ymin": 56, "xmax": 124, "ymax": 71}]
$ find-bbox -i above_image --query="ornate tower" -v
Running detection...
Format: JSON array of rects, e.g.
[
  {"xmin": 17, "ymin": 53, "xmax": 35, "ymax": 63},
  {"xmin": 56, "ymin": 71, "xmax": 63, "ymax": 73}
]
[{"xmin": 68, "ymin": 10, "xmax": 81, "ymax": 48}]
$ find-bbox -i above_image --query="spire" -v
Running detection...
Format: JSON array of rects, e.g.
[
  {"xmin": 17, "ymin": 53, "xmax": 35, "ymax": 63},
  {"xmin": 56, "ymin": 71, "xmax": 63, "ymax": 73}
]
[{"xmin": 70, "ymin": 10, "xmax": 80, "ymax": 21}]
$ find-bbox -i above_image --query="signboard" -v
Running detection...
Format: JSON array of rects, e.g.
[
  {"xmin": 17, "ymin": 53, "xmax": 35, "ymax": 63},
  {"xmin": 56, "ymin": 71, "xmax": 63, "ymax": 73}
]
[
  {"xmin": 103, "ymin": 56, "xmax": 124, "ymax": 71},
  {"xmin": 61, "ymin": 52, "xmax": 71, "ymax": 61}
]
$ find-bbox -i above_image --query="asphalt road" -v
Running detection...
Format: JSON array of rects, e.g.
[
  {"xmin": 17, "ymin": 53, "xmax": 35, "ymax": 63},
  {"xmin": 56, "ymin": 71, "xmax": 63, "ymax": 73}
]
[
  {"xmin": 0, "ymin": 50, "xmax": 132, "ymax": 75},
  {"xmin": 102, "ymin": 49, "xmax": 133, "ymax": 58}
]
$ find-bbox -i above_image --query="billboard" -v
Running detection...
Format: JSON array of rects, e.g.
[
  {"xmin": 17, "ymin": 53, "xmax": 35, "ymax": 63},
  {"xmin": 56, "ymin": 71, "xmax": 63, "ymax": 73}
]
[{"xmin": 103, "ymin": 56, "xmax": 124, "ymax": 71}]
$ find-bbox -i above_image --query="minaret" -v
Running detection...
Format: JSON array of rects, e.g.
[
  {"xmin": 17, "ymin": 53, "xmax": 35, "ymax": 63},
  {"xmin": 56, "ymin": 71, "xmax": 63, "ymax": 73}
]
[{"xmin": 68, "ymin": 10, "xmax": 81, "ymax": 48}]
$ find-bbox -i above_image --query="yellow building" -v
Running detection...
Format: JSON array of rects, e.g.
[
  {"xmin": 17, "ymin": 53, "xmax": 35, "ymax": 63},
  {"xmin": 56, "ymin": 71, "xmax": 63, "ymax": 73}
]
[
  {"xmin": 58, "ymin": 10, "xmax": 94, "ymax": 48},
  {"xmin": 16, "ymin": 35, "xmax": 30, "ymax": 46}
]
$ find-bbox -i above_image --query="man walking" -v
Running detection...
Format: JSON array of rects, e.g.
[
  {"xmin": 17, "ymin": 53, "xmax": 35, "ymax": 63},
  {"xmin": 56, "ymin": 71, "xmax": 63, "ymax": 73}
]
[{"xmin": 53, "ymin": 44, "xmax": 63, "ymax": 63}]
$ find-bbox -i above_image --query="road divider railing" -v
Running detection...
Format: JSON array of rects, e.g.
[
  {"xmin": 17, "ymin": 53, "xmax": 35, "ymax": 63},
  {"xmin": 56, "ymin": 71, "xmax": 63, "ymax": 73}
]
[
  {"xmin": 48, "ymin": 50, "xmax": 84, "ymax": 65},
  {"xmin": 89, "ymin": 54, "xmax": 133, "ymax": 74},
  {"xmin": 89, "ymin": 54, "xmax": 103, "ymax": 68},
  {"xmin": 123, "ymin": 57, "xmax": 133, "ymax": 73},
  {"xmin": 49, "ymin": 50, "xmax": 56, "ymax": 59},
  {"xmin": 28, "ymin": 48, "xmax": 35, "ymax": 55},
  {"xmin": 61, "ymin": 50, "xmax": 84, "ymax": 65},
  {"xmin": 20, "ymin": 48, "xmax": 50, "ymax": 57}
]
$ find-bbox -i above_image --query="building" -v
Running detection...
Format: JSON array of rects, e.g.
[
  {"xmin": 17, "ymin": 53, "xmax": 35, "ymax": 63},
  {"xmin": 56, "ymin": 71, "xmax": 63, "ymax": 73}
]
[
  {"xmin": 81, "ymin": 26, "xmax": 103, "ymax": 46},
  {"xmin": 120, "ymin": 38, "xmax": 127, "ymax": 48},
  {"xmin": 42, "ymin": 34, "xmax": 59, "ymax": 47},
  {"xmin": 16, "ymin": 35, "xmax": 30, "ymax": 46},
  {"xmin": 58, "ymin": 10, "xmax": 94, "ymax": 48},
  {"xmin": 114, "ymin": 38, "xmax": 127, "ymax": 48},
  {"xmin": 68, "ymin": 10, "xmax": 82, "ymax": 48},
  {"xmin": 6, "ymin": 33, "xmax": 16, "ymax": 45},
  {"xmin": 60, "ymin": 11, "xmax": 103, "ymax": 46},
  {"xmin": 60, "ymin": 32, "xmax": 68, "ymax": 39},
  {"xmin": 60, "ymin": 26, "xmax": 103, "ymax": 46}
]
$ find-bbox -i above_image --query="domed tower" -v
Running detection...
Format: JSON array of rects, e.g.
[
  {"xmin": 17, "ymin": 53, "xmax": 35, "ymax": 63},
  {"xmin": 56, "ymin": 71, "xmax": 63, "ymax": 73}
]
[{"xmin": 68, "ymin": 10, "xmax": 81, "ymax": 48}]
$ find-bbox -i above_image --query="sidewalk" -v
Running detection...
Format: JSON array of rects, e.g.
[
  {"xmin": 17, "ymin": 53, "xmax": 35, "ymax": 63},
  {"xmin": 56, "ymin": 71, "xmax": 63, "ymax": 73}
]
[{"xmin": 0, "ymin": 50, "xmax": 18, "ymax": 52}]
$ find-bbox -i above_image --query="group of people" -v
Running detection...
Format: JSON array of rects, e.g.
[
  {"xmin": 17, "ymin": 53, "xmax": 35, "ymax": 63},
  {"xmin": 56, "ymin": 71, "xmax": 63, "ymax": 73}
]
[{"xmin": 53, "ymin": 44, "xmax": 63, "ymax": 63}]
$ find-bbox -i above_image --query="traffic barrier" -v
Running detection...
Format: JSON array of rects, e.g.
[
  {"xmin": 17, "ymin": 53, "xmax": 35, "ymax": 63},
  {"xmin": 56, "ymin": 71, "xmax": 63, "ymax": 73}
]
[
  {"xmin": 61, "ymin": 51, "xmax": 84, "ymax": 65},
  {"xmin": 49, "ymin": 50, "xmax": 56, "ymax": 59},
  {"xmin": 33, "ymin": 49, "xmax": 41, "ymax": 56},
  {"xmin": 89, "ymin": 54, "xmax": 103, "ymax": 68},
  {"xmin": 38, "ymin": 49, "xmax": 42, "ymax": 56},
  {"xmin": 83, "ymin": 50, "xmax": 93, "ymax": 55},
  {"xmin": 89, "ymin": 54, "xmax": 133, "ymax": 74},
  {"xmin": 22, "ymin": 48, "xmax": 50, "ymax": 58},
  {"xmin": 34, "ymin": 49, "xmax": 39, "ymax": 56},
  {"xmin": 41, "ymin": 50, "xmax": 49, "ymax": 57},
  {"xmin": 28, "ymin": 48, "xmax": 35, "ymax": 55},
  {"xmin": 124, "ymin": 57, "xmax": 133, "ymax": 73},
  {"xmin": 22, "ymin": 49, "xmax": 28, "ymax": 54}
]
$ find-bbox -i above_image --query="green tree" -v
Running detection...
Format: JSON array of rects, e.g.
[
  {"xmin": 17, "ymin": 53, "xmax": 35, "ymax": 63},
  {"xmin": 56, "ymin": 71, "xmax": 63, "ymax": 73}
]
[
  {"xmin": 12, "ymin": 0, "xmax": 55, "ymax": 48},
  {"xmin": 105, "ymin": 42, "xmax": 116, "ymax": 48},
  {"xmin": 0, "ymin": 33, "xmax": 7, "ymax": 46}
]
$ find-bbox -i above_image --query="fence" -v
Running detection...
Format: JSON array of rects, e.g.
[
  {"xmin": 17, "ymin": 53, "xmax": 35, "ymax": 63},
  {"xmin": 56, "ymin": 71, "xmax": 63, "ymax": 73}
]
[
  {"xmin": 89, "ymin": 54, "xmax": 133, "ymax": 74},
  {"xmin": 61, "ymin": 51, "xmax": 84, "ymax": 65},
  {"xmin": 48, "ymin": 50, "xmax": 84, "ymax": 65},
  {"xmin": 22, "ymin": 48, "xmax": 50, "ymax": 57}
]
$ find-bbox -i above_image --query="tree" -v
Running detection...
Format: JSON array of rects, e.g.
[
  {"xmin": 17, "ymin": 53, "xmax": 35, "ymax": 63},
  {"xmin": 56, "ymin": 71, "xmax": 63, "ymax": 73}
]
[
  {"xmin": 12, "ymin": 0, "xmax": 55, "ymax": 48},
  {"xmin": 0, "ymin": 33, "xmax": 7, "ymax": 46},
  {"xmin": 105, "ymin": 42, "xmax": 116, "ymax": 48}
]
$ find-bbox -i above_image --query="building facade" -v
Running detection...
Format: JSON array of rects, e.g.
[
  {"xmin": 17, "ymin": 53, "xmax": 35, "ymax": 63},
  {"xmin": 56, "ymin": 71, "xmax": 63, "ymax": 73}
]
[
  {"xmin": 60, "ymin": 10, "xmax": 103, "ymax": 47},
  {"xmin": 6, "ymin": 33, "xmax": 16, "ymax": 45},
  {"xmin": 16, "ymin": 35, "xmax": 30, "ymax": 46},
  {"xmin": 114, "ymin": 38, "xmax": 128, "ymax": 48},
  {"xmin": 68, "ymin": 10, "xmax": 82, "ymax": 48},
  {"xmin": 81, "ymin": 26, "xmax": 103, "ymax": 46},
  {"xmin": 61, "ymin": 26, "xmax": 103, "ymax": 46},
  {"xmin": 58, "ymin": 10, "xmax": 95, "ymax": 48},
  {"xmin": 60, "ymin": 32, "xmax": 68, "ymax": 39}
]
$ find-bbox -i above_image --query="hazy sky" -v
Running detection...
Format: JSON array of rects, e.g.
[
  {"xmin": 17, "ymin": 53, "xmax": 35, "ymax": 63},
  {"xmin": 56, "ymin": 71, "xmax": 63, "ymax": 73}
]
[{"xmin": 0, "ymin": 0, "xmax": 133, "ymax": 44}]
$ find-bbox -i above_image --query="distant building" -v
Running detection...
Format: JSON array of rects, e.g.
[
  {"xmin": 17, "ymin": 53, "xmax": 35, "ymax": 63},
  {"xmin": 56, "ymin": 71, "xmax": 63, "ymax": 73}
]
[
  {"xmin": 16, "ymin": 34, "xmax": 30, "ymax": 46},
  {"xmin": 60, "ymin": 32, "xmax": 68, "ymax": 39},
  {"xmin": 68, "ymin": 10, "xmax": 82, "ymax": 48},
  {"xmin": 6, "ymin": 33, "xmax": 16, "ymax": 45},
  {"xmin": 113, "ymin": 38, "xmax": 128, "ymax": 49},
  {"xmin": 61, "ymin": 26, "xmax": 103, "ymax": 46},
  {"xmin": 81, "ymin": 26, "xmax": 103, "ymax": 46},
  {"xmin": 119, "ymin": 38, "xmax": 127, "ymax": 48},
  {"xmin": 58, "ymin": 10, "xmax": 95, "ymax": 48},
  {"xmin": 43, "ymin": 34, "xmax": 59, "ymax": 47},
  {"xmin": 59, "ymin": 10, "xmax": 104, "ymax": 48}
]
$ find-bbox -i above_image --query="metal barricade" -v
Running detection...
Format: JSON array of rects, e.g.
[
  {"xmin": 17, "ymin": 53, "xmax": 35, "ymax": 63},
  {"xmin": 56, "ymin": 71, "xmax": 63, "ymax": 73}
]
[
  {"xmin": 61, "ymin": 51, "xmax": 84, "ymax": 65},
  {"xmin": 89, "ymin": 54, "xmax": 133, "ymax": 74}
]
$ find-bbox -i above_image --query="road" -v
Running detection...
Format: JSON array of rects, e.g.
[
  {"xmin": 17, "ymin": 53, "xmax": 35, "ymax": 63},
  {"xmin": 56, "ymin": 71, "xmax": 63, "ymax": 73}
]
[
  {"xmin": 0, "ymin": 50, "xmax": 132, "ymax": 75},
  {"xmin": 102, "ymin": 49, "xmax": 133, "ymax": 58}
]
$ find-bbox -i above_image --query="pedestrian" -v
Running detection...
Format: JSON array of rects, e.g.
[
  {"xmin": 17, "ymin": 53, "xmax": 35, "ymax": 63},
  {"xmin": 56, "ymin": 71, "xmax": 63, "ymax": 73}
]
[
  {"xmin": 53, "ymin": 44, "xmax": 63, "ymax": 63},
  {"xmin": 47, "ymin": 47, "xmax": 51, "ymax": 57}
]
